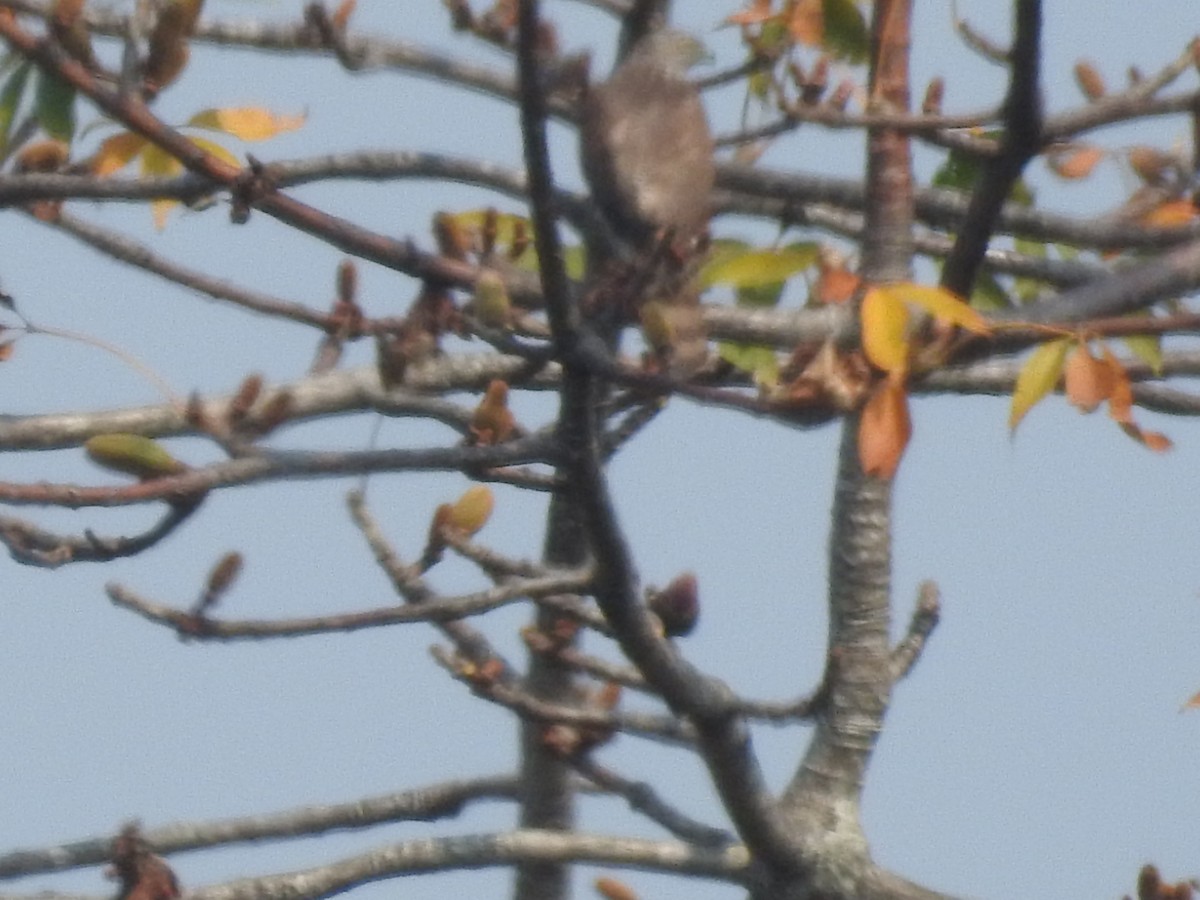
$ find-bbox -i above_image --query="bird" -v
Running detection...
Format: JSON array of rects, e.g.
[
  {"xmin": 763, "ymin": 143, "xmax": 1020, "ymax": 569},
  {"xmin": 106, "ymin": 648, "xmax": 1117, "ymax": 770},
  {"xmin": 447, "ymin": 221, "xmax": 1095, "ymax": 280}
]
[{"xmin": 578, "ymin": 30, "xmax": 714, "ymax": 250}]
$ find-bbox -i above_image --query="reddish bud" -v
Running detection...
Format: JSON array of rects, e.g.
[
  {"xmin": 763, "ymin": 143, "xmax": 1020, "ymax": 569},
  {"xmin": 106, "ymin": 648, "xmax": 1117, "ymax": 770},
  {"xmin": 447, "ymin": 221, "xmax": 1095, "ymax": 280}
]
[{"xmin": 646, "ymin": 572, "xmax": 700, "ymax": 637}]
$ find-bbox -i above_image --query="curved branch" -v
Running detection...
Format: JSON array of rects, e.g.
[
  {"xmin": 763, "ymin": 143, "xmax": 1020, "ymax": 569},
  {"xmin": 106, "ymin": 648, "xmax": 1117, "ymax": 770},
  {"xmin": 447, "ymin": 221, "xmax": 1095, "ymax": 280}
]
[{"xmin": 0, "ymin": 498, "xmax": 200, "ymax": 567}]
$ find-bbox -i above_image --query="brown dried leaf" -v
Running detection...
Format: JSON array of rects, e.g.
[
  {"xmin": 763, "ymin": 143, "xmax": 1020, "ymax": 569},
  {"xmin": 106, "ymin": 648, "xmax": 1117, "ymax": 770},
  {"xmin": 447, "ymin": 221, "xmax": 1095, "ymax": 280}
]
[
  {"xmin": 921, "ymin": 76, "xmax": 945, "ymax": 114},
  {"xmin": 858, "ymin": 374, "xmax": 911, "ymax": 480},
  {"xmin": 1063, "ymin": 344, "xmax": 1111, "ymax": 412},
  {"xmin": 470, "ymin": 379, "xmax": 516, "ymax": 444},
  {"xmin": 1127, "ymin": 146, "xmax": 1176, "ymax": 185}
]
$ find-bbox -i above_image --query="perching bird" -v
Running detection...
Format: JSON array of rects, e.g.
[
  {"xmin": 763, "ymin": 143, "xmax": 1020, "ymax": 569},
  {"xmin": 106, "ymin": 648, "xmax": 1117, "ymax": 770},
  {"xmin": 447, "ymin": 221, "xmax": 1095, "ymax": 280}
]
[{"xmin": 579, "ymin": 30, "xmax": 714, "ymax": 249}]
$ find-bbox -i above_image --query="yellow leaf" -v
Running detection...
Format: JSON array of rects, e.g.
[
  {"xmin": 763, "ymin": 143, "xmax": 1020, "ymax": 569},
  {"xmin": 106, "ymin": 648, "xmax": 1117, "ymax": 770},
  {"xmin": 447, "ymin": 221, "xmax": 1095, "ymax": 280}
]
[
  {"xmin": 92, "ymin": 131, "xmax": 146, "ymax": 176},
  {"xmin": 151, "ymin": 198, "xmax": 176, "ymax": 230},
  {"xmin": 878, "ymin": 282, "xmax": 990, "ymax": 334},
  {"xmin": 860, "ymin": 286, "xmax": 909, "ymax": 374},
  {"xmin": 139, "ymin": 142, "xmax": 183, "ymax": 229},
  {"xmin": 436, "ymin": 209, "xmax": 539, "ymax": 269},
  {"xmin": 187, "ymin": 106, "xmax": 306, "ymax": 142},
  {"xmin": 858, "ymin": 374, "xmax": 911, "ymax": 479},
  {"xmin": 187, "ymin": 135, "xmax": 242, "ymax": 169},
  {"xmin": 447, "ymin": 485, "xmax": 494, "ymax": 536},
  {"xmin": 1009, "ymin": 338, "xmax": 1071, "ymax": 431},
  {"xmin": 139, "ymin": 141, "xmax": 182, "ymax": 178}
]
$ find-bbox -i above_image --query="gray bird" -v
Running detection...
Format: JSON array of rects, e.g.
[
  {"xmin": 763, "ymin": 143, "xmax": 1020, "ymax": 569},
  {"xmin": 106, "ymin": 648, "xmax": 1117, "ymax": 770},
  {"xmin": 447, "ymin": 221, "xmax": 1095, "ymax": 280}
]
[{"xmin": 579, "ymin": 30, "xmax": 714, "ymax": 248}]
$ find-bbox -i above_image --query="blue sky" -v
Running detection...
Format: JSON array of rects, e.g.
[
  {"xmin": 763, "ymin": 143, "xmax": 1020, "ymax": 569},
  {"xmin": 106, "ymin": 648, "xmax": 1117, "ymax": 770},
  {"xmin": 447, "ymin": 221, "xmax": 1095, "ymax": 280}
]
[{"xmin": 2, "ymin": 2, "xmax": 1199, "ymax": 899}]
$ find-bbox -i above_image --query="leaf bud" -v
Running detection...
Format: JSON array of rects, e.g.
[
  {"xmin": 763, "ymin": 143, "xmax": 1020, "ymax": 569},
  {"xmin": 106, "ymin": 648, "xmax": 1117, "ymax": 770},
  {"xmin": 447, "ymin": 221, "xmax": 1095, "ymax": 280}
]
[
  {"xmin": 471, "ymin": 269, "xmax": 512, "ymax": 328},
  {"xmin": 85, "ymin": 433, "xmax": 187, "ymax": 480}
]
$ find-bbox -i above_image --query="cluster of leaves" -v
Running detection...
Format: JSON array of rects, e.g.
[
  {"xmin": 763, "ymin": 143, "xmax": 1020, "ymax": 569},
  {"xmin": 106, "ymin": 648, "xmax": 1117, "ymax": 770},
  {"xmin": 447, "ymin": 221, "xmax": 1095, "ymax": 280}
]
[
  {"xmin": 93, "ymin": 106, "xmax": 305, "ymax": 228},
  {"xmin": 726, "ymin": 0, "xmax": 870, "ymax": 67},
  {"xmin": 1010, "ymin": 336, "xmax": 1170, "ymax": 450},
  {"xmin": 1, "ymin": 0, "xmax": 305, "ymax": 228}
]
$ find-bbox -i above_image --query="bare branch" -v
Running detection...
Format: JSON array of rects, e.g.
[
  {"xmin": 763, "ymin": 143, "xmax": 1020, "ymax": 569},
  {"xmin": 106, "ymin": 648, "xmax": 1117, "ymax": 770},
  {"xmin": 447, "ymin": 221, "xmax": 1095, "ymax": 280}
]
[
  {"xmin": 107, "ymin": 568, "xmax": 592, "ymax": 640},
  {"xmin": 891, "ymin": 581, "xmax": 941, "ymax": 681},
  {"xmin": 0, "ymin": 778, "xmax": 523, "ymax": 880}
]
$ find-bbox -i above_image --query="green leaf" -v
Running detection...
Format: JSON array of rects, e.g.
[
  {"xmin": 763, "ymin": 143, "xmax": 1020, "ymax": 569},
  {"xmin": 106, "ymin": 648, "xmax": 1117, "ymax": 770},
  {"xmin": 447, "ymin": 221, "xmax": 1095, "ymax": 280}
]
[
  {"xmin": 701, "ymin": 243, "xmax": 819, "ymax": 289},
  {"xmin": 1009, "ymin": 177, "xmax": 1035, "ymax": 207},
  {"xmin": 34, "ymin": 70, "xmax": 75, "ymax": 142},
  {"xmin": 561, "ymin": 245, "xmax": 587, "ymax": 281},
  {"xmin": 969, "ymin": 270, "xmax": 1012, "ymax": 311},
  {"xmin": 1122, "ymin": 333, "xmax": 1163, "ymax": 376},
  {"xmin": 0, "ymin": 60, "xmax": 32, "ymax": 154},
  {"xmin": 932, "ymin": 147, "xmax": 982, "ymax": 193},
  {"xmin": 1009, "ymin": 338, "xmax": 1071, "ymax": 431},
  {"xmin": 932, "ymin": 139, "xmax": 1033, "ymax": 206},
  {"xmin": 738, "ymin": 281, "xmax": 786, "ymax": 309},
  {"xmin": 719, "ymin": 342, "xmax": 779, "ymax": 387},
  {"xmin": 85, "ymin": 433, "xmax": 187, "ymax": 480},
  {"xmin": 822, "ymin": 0, "xmax": 869, "ymax": 63},
  {"xmin": 1012, "ymin": 237, "xmax": 1048, "ymax": 303}
]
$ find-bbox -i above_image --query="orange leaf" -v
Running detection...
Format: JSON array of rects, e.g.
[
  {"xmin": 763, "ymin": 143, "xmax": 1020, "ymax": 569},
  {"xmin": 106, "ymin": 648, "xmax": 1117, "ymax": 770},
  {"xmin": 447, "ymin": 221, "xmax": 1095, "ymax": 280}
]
[
  {"xmin": 331, "ymin": 0, "xmax": 357, "ymax": 30},
  {"xmin": 1118, "ymin": 421, "xmax": 1173, "ymax": 452},
  {"xmin": 1073, "ymin": 60, "xmax": 1106, "ymax": 100},
  {"xmin": 1095, "ymin": 347, "xmax": 1173, "ymax": 451},
  {"xmin": 1140, "ymin": 199, "xmax": 1198, "ymax": 228},
  {"xmin": 1139, "ymin": 428, "xmax": 1173, "ymax": 452},
  {"xmin": 860, "ymin": 286, "xmax": 909, "ymax": 374},
  {"xmin": 814, "ymin": 251, "xmax": 861, "ymax": 304},
  {"xmin": 92, "ymin": 132, "xmax": 146, "ymax": 176},
  {"xmin": 1009, "ymin": 338, "xmax": 1071, "ymax": 431},
  {"xmin": 858, "ymin": 375, "xmax": 911, "ymax": 479},
  {"xmin": 1100, "ymin": 346, "xmax": 1133, "ymax": 425},
  {"xmin": 594, "ymin": 876, "xmax": 639, "ymax": 900},
  {"xmin": 725, "ymin": 0, "xmax": 775, "ymax": 26},
  {"xmin": 187, "ymin": 107, "xmax": 306, "ymax": 141},
  {"xmin": 789, "ymin": 0, "xmax": 824, "ymax": 45},
  {"xmin": 1047, "ymin": 144, "xmax": 1104, "ymax": 180},
  {"xmin": 1063, "ymin": 343, "xmax": 1112, "ymax": 412},
  {"xmin": 1181, "ymin": 690, "xmax": 1200, "ymax": 711}
]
